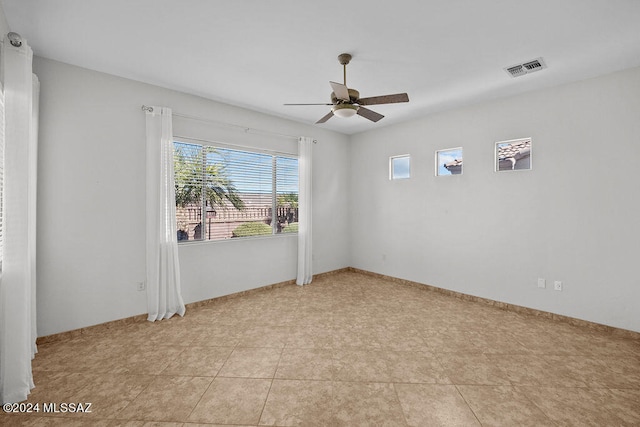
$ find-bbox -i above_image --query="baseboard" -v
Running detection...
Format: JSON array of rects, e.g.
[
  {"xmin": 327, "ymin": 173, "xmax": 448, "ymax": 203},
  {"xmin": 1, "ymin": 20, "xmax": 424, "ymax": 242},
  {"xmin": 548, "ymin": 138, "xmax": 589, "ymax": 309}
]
[
  {"xmin": 36, "ymin": 268, "xmax": 350, "ymax": 345},
  {"xmin": 35, "ymin": 313, "xmax": 149, "ymax": 345},
  {"xmin": 348, "ymin": 267, "xmax": 640, "ymax": 340},
  {"xmin": 36, "ymin": 266, "xmax": 638, "ymax": 344}
]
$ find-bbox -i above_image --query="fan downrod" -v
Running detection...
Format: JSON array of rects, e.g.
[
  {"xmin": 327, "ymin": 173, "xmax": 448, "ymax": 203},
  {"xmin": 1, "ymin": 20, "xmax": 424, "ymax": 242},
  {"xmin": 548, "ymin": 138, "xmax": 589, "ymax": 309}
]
[{"xmin": 338, "ymin": 53, "xmax": 352, "ymax": 86}]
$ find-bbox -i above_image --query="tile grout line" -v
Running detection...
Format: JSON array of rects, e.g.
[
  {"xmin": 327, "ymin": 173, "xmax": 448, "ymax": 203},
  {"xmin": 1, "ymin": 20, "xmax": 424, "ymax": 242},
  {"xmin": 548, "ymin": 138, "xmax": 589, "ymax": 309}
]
[
  {"xmin": 391, "ymin": 383, "xmax": 411, "ymax": 427},
  {"xmin": 515, "ymin": 386, "xmax": 561, "ymax": 426},
  {"xmin": 182, "ymin": 334, "xmax": 239, "ymax": 423},
  {"xmin": 452, "ymin": 384, "xmax": 485, "ymax": 427},
  {"xmin": 255, "ymin": 345, "xmax": 285, "ymax": 426}
]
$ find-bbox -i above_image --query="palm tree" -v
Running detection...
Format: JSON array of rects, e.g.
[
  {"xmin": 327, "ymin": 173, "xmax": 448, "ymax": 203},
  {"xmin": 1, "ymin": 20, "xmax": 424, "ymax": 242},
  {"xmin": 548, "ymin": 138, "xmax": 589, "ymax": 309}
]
[
  {"xmin": 174, "ymin": 144, "xmax": 245, "ymax": 211},
  {"xmin": 277, "ymin": 193, "xmax": 298, "ymax": 208}
]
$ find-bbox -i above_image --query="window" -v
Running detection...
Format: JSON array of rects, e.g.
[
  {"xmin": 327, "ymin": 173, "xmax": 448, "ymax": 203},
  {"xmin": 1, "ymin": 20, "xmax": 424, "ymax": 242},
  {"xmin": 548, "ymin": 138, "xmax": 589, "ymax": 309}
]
[
  {"xmin": 436, "ymin": 147, "xmax": 463, "ymax": 176},
  {"xmin": 495, "ymin": 137, "xmax": 532, "ymax": 171},
  {"xmin": 390, "ymin": 154, "xmax": 410, "ymax": 180},
  {"xmin": 174, "ymin": 141, "xmax": 298, "ymax": 241}
]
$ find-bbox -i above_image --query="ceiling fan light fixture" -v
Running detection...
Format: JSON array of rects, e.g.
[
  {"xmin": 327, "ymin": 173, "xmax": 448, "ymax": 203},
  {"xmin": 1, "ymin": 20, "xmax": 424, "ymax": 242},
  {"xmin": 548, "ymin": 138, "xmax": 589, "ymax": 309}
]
[
  {"xmin": 332, "ymin": 103, "xmax": 358, "ymax": 118},
  {"xmin": 285, "ymin": 52, "xmax": 409, "ymax": 124}
]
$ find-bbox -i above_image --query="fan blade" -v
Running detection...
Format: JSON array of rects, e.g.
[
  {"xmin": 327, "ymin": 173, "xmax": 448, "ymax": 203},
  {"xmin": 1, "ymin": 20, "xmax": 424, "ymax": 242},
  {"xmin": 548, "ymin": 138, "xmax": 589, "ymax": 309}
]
[
  {"xmin": 357, "ymin": 106, "xmax": 384, "ymax": 122},
  {"xmin": 330, "ymin": 81, "xmax": 350, "ymax": 101},
  {"xmin": 284, "ymin": 103, "xmax": 333, "ymax": 106},
  {"xmin": 316, "ymin": 111, "xmax": 334, "ymax": 124},
  {"xmin": 357, "ymin": 93, "xmax": 409, "ymax": 106}
]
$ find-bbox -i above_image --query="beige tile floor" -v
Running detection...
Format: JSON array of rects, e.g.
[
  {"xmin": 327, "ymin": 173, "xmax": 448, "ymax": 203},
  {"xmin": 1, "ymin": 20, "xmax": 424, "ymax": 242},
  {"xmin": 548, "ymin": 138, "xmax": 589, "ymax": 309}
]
[{"xmin": 2, "ymin": 270, "xmax": 639, "ymax": 426}]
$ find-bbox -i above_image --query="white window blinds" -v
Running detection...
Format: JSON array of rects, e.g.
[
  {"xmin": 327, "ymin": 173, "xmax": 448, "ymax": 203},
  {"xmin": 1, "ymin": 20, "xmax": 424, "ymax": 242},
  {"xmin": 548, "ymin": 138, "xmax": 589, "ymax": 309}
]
[{"xmin": 174, "ymin": 141, "xmax": 299, "ymax": 241}]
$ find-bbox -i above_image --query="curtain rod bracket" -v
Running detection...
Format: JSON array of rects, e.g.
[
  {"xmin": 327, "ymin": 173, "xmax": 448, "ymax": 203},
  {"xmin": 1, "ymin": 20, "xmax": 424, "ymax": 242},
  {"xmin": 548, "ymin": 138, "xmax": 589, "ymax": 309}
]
[{"xmin": 141, "ymin": 105, "xmax": 154, "ymax": 113}]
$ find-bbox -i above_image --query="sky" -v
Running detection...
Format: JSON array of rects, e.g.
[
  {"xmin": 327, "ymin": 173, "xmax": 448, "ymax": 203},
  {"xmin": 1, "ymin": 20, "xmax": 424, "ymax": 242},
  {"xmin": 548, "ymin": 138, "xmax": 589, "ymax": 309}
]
[{"xmin": 391, "ymin": 156, "xmax": 410, "ymax": 179}]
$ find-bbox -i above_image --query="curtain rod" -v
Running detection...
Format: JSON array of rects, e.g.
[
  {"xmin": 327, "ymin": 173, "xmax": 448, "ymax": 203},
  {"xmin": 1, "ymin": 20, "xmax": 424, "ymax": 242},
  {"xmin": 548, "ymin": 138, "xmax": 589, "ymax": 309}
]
[{"xmin": 141, "ymin": 105, "xmax": 317, "ymax": 143}]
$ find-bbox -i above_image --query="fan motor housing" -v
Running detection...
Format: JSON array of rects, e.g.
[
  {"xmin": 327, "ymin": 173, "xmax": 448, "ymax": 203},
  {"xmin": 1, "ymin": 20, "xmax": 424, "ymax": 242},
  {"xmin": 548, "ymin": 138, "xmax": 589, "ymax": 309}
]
[{"xmin": 331, "ymin": 88, "xmax": 360, "ymax": 104}]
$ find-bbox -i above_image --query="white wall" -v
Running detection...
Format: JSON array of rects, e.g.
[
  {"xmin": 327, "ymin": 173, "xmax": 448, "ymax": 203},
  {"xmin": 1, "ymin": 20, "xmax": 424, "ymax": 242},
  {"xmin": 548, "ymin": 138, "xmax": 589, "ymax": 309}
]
[
  {"xmin": 349, "ymin": 67, "xmax": 640, "ymax": 333},
  {"xmin": 33, "ymin": 54, "xmax": 640, "ymax": 335},
  {"xmin": 34, "ymin": 57, "xmax": 350, "ymax": 336}
]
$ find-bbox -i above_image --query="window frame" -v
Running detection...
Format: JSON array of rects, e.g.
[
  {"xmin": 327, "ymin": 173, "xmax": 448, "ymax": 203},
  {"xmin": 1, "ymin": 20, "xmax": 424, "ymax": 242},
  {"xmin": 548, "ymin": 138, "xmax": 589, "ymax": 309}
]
[
  {"xmin": 435, "ymin": 147, "xmax": 463, "ymax": 176},
  {"xmin": 495, "ymin": 137, "xmax": 532, "ymax": 172},
  {"xmin": 389, "ymin": 154, "xmax": 411, "ymax": 180},
  {"xmin": 174, "ymin": 137, "xmax": 299, "ymax": 243}
]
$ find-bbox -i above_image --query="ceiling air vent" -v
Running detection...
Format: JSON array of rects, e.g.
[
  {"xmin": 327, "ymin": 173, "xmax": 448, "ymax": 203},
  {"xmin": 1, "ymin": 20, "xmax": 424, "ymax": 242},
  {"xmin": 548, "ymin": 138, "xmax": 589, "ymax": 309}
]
[{"xmin": 505, "ymin": 57, "xmax": 546, "ymax": 78}]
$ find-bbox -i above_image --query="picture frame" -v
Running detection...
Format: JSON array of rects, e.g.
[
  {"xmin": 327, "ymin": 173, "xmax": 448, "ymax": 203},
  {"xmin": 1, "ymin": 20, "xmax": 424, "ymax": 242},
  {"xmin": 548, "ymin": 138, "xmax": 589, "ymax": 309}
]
[
  {"xmin": 435, "ymin": 147, "xmax": 463, "ymax": 176},
  {"xmin": 495, "ymin": 138, "xmax": 532, "ymax": 171}
]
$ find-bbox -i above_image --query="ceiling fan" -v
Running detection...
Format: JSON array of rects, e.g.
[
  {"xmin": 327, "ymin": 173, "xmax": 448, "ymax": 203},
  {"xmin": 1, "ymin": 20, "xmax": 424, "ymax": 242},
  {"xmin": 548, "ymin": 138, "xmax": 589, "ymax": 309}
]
[{"xmin": 285, "ymin": 53, "xmax": 409, "ymax": 124}]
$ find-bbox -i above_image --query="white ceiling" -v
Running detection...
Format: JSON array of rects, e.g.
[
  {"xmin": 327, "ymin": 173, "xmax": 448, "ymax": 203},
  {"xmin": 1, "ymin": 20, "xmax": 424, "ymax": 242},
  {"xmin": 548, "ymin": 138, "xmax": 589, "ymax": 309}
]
[{"xmin": 3, "ymin": 0, "xmax": 640, "ymax": 135}]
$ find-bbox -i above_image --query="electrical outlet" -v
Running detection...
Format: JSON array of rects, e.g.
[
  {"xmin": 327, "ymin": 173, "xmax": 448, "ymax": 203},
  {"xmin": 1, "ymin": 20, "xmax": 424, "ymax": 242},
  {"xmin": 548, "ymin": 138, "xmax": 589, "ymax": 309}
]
[
  {"xmin": 554, "ymin": 281, "xmax": 562, "ymax": 291},
  {"xmin": 537, "ymin": 278, "xmax": 546, "ymax": 289},
  {"xmin": 137, "ymin": 282, "xmax": 146, "ymax": 291}
]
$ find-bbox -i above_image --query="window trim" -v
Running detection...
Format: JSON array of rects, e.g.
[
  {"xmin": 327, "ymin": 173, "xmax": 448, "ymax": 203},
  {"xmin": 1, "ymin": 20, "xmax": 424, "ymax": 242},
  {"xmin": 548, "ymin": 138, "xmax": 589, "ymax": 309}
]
[
  {"xmin": 174, "ymin": 135, "xmax": 297, "ymax": 158},
  {"xmin": 494, "ymin": 137, "xmax": 533, "ymax": 172},
  {"xmin": 435, "ymin": 147, "xmax": 463, "ymax": 176},
  {"xmin": 389, "ymin": 154, "xmax": 411, "ymax": 180}
]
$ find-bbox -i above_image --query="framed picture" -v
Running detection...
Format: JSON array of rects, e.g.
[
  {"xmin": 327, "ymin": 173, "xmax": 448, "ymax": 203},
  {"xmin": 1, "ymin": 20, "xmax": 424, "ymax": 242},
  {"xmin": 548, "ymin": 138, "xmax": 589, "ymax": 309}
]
[
  {"xmin": 495, "ymin": 138, "xmax": 532, "ymax": 171},
  {"xmin": 435, "ymin": 147, "xmax": 463, "ymax": 176}
]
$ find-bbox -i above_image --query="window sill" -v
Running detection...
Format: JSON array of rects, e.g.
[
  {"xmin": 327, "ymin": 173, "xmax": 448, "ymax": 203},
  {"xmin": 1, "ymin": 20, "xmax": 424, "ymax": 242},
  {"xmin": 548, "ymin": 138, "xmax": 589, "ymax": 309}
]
[{"xmin": 177, "ymin": 232, "xmax": 297, "ymax": 246}]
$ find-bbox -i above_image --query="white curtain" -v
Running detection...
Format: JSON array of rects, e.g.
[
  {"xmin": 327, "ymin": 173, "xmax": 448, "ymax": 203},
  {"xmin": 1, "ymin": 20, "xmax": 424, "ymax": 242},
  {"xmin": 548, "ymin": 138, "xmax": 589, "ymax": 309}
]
[
  {"xmin": 0, "ymin": 37, "xmax": 39, "ymax": 403},
  {"xmin": 296, "ymin": 137, "xmax": 313, "ymax": 285},
  {"xmin": 145, "ymin": 107, "xmax": 185, "ymax": 321}
]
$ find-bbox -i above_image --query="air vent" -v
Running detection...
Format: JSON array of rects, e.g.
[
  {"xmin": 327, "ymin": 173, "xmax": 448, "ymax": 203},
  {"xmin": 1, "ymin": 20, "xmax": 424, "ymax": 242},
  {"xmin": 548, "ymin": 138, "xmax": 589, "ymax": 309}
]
[
  {"xmin": 506, "ymin": 65, "xmax": 526, "ymax": 77},
  {"xmin": 505, "ymin": 57, "xmax": 546, "ymax": 78}
]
